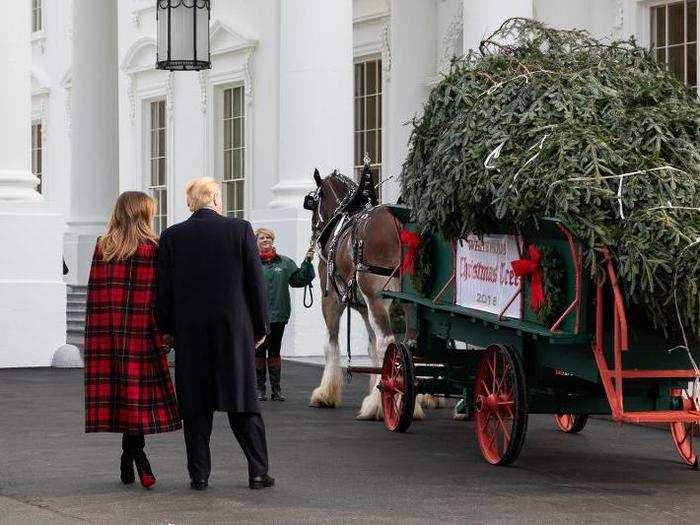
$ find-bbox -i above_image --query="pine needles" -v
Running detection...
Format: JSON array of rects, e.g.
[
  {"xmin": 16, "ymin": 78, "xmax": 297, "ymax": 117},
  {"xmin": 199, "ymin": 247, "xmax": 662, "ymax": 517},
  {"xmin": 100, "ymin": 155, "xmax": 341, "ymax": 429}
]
[{"xmin": 401, "ymin": 18, "xmax": 700, "ymax": 338}]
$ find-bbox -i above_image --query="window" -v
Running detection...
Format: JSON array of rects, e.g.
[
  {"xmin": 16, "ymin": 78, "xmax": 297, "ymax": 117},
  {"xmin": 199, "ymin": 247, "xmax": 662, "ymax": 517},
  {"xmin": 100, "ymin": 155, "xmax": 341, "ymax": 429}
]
[
  {"xmin": 32, "ymin": 0, "xmax": 42, "ymax": 32},
  {"xmin": 149, "ymin": 100, "xmax": 167, "ymax": 234},
  {"xmin": 651, "ymin": 1, "xmax": 697, "ymax": 91},
  {"xmin": 31, "ymin": 122, "xmax": 43, "ymax": 194},
  {"xmin": 354, "ymin": 58, "xmax": 383, "ymax": 199},
  {"xmin": 222, "ymin": 86, "xmax": 245, "ymax": 218}
]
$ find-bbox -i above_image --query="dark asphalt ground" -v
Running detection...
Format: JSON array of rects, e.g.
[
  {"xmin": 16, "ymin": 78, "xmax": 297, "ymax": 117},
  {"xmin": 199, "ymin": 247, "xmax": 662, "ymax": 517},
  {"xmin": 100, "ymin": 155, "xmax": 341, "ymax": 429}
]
[{"xmin": 0, "ymin": 361, "xmax": 698, "ymax": 524}]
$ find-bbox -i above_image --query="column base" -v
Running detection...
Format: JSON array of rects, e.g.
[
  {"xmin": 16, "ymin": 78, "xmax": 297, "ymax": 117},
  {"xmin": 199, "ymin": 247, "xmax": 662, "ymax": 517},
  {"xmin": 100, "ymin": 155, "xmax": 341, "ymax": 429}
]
[
  {"xmin": 0, "ymin": 210, "xmax": 66, "ymax": 367},
  {"xmin": 0, "ymin": 169, "xmax": 41, "ymax": 201}
]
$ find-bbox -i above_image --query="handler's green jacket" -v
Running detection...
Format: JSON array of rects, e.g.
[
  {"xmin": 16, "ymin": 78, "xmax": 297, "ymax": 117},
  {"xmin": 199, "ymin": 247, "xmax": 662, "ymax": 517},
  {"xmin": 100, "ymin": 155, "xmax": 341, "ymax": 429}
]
[{"xmin": 262, "ymin": 255, "xmax": 315, "ymax": 323}]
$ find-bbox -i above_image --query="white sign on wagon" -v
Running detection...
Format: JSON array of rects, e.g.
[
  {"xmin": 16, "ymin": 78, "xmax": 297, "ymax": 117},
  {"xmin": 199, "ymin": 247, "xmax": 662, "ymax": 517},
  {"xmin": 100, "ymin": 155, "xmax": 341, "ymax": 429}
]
[{"xmin": 455, "ymin": 234, "xmax": 522, "ymax": 319}]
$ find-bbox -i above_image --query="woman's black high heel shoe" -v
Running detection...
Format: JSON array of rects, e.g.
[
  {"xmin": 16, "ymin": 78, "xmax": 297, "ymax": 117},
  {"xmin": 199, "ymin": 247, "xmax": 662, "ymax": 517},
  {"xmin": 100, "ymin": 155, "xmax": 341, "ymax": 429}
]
[
  {"xmin": 133, "ymin": 452, "xmax": 156, "ymax": 488},
  {"xmin": 120, "ymin": 453, "xmax": 135, "ymax": 485}
]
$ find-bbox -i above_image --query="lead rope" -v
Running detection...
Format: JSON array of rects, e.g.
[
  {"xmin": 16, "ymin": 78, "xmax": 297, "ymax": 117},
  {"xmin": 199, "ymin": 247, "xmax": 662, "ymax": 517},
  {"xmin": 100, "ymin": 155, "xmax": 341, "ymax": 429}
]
[{"xmin": 346, "ymin": 304, "xmax": 352, "ymax": 380}]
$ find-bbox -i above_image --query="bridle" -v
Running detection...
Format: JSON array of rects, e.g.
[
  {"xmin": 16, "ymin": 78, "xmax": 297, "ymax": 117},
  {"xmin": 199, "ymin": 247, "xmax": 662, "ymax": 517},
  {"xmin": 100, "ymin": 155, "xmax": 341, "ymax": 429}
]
[{"xmin": 304, "ymin": 172, "xmax": 357, "ymax": 243}]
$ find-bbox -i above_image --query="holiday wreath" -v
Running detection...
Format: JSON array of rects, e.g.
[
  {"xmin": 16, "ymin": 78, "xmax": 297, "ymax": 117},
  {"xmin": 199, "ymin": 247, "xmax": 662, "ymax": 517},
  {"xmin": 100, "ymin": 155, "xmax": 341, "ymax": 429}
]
[{"xmin": 401, "ymin": 18, "xmax": 700, "ymax": 338}]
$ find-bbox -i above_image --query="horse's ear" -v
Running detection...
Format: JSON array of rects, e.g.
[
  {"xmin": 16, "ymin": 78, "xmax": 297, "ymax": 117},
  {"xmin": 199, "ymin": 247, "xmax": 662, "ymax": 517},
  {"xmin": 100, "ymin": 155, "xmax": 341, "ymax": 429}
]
[{"xmin": 313, "ymin": 168, "xmax": 322, "ymax": 187}]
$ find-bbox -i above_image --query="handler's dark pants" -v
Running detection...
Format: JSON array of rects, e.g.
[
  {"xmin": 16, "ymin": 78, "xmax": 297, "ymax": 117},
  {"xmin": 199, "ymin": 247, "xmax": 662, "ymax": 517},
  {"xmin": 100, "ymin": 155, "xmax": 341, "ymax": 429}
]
[{"xmin": 183, "ymin": 411, "xmax": 269, "ymax": 481}]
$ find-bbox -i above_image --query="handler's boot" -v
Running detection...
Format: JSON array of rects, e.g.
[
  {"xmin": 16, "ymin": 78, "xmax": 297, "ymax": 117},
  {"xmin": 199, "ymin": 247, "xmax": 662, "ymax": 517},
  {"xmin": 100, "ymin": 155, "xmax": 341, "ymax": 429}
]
[
  {"xmin": 256, "ymin": 357, "xmax": 267, "ymax": 401},
  {"xmin": 268, "ymin": 357, "xmax": 286, "ymax": 401},
  {"xmin": 120, "ymin": 434, "xmax": 135, "ymax": 485}
]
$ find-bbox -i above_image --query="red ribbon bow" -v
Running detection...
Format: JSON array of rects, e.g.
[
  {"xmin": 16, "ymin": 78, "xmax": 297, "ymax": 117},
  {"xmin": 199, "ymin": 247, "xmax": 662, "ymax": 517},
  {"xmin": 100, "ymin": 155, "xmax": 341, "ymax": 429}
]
[
  {"xmin": 511, "ymin": 245, "xmax": 545, "ymax": 312},
  {"xmin": 399, "ymin": 229, "xmax": 421, "ymax": 275}
]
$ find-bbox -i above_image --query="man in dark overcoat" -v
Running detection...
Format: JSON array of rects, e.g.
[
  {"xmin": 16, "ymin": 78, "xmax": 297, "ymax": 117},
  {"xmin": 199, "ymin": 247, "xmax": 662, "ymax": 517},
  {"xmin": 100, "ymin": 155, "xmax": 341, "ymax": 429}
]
[{"xmin": 157, "ymin": 177, "xmax": 273, "ymax": 490}]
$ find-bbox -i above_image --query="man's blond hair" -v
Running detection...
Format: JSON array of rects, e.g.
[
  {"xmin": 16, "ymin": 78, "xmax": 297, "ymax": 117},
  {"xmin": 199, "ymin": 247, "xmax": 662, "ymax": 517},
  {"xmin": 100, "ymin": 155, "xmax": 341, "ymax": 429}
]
[{"xmin": 186, "ymin": 177, "xmax": 220, "ymax": 211}]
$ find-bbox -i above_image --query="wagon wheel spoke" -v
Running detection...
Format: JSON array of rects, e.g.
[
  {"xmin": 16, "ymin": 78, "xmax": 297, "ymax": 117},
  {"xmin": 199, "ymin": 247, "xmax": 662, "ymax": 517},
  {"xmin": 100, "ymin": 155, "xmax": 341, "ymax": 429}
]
[
  {"xmin": 494, "ymin": 362, "xmax": 511, "ymax": 394},
  {"xmin": 393, "ymin": 392, "xmax": 403, "ymax": 415},
  {"xmin": 494, "ymin": 410, "xmax": 512, "ymax": 443},
  {"xmin": 489, "ymin": 353, "xmax": 497, "ymax": 393}
]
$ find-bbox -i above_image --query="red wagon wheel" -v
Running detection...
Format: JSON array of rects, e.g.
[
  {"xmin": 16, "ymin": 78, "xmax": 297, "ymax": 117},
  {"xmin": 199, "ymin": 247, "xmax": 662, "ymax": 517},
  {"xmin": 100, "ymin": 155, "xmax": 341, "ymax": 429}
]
[
  {"xmin": 380, "ymin": 342, "xmax": 416, "ymax": 433},
  {"xmin": 554, "ymin": 414, "xmax": 589, "ymax": 434},
  {"xmin": 669, "ymin": 396, "xmax": 698, "ymax": 468},
  {"xmin": 474, "ymin": 344, "xmax": 528, "ymax": 466}
]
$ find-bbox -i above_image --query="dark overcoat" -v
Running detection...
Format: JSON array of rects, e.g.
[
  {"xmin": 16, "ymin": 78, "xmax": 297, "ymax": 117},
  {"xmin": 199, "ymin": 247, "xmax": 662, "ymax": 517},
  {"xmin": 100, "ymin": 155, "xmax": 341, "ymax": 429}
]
[
  {"xmin": 156, "ymin": 209, "xmax": 268, "ymax": 415},
  {"xmin": 84, "ymin": 242, "xmax": 181, "ymax": 434}
]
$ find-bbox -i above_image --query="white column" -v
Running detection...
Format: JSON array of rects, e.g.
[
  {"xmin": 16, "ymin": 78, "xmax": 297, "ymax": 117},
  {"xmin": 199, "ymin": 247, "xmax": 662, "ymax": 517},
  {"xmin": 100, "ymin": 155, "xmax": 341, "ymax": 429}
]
[
  {"xmin": 0, "ymin": 1, "xmax": 66, "ymax": 367},
  {"xmin": 384, "ymin": 0, "xmax": 437, "ymax": 204},
  {"xmin": 0, "ymin": 1, "xmax": 40, "ymax": 200},
  {"xmin": 463, "ymin": 0, "xmax": 534, "ymax": 53},
  {"xmin": 64, "ymin": 0, "xmax": 119, "ymax": 286},
  {"xmin": 249, "ymin": 0, "xmax": 353, "ymax": 358},
  {"xmin": 272, "ymin": 0, "xmax": 353, "ymax": 208}
]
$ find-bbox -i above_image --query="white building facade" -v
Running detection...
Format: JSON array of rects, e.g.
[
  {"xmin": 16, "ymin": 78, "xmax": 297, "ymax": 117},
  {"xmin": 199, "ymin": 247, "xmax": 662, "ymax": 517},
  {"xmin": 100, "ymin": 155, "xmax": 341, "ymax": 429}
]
[{"xmin": 1, "ymin": 0, "xmax": 697, "ymax": 367}]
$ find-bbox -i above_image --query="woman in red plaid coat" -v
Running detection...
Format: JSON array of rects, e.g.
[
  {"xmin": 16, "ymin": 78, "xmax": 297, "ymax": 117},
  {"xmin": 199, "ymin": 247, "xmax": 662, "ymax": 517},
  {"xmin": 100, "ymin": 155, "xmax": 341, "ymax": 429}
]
[{"xmin": 84, "ymin": 191, "xmax": 181, "ymax": 489}]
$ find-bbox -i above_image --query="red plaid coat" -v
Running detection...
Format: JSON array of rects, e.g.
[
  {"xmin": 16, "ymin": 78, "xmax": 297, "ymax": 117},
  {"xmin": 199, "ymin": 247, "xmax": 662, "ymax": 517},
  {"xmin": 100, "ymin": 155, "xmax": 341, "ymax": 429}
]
[{"xmin": 84, "ymin": 241, "xmax": 181, "ymax": 434}]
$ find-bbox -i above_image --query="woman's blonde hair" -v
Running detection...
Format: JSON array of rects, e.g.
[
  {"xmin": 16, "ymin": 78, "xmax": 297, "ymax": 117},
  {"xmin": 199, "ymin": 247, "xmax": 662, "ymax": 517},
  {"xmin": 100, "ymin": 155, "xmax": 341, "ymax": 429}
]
[
  {"xmin": 186, "ymin": 177, "xmax": 220, "ymax": 211},
  {"xmin": 98, "ymin": 191, "xmax": 158, "ymax": 262},
  {"xmin": 255, "ymin": 227, "xmax": 275, "ymax": 241}
]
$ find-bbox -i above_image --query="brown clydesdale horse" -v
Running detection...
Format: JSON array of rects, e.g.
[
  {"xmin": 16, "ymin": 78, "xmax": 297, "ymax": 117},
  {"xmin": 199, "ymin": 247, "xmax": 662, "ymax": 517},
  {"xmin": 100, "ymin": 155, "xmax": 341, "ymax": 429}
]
[{"xmin": 303, "ymin": 168, "xmax": 436, "ymax": 420}]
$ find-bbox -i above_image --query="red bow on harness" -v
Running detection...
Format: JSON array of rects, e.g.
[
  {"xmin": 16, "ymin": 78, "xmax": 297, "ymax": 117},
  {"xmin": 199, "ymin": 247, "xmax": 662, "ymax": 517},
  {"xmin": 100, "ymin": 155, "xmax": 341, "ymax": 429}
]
[
  {"xmin": 399, "ymin": 229, "xmax": 421, "ymax": 275},
  {"xmin": 511, "ymin": 245, "xmax": 545, "ymax": 312}
]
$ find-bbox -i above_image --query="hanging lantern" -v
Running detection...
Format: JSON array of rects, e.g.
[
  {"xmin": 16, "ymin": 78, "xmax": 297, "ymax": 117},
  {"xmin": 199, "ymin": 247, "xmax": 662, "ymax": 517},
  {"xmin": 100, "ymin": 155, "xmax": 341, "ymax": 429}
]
[{"xmin": 156, "ymin": 1, "xmax": 211, "ymax": 71}]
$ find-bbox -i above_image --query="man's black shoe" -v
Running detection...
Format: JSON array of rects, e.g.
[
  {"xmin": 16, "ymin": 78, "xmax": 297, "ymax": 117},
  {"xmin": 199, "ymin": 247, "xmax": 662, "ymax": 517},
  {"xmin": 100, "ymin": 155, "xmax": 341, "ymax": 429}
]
[
  {"xmin": 249, "ymin": 474, "xmax": 275, "ymax": 490},
  {"xmin": 190, "ymin": 479, "xmax": 209, "ymax": 491}
]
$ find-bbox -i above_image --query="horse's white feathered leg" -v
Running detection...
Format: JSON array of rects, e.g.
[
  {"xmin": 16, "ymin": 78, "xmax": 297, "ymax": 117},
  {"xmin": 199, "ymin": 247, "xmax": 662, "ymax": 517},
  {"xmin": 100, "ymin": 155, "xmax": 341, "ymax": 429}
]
[
  {"xmin": 310, "ymin": 292, "xmax": 344, "ymax": 408},
  {"xmin": 356, "ymin": 291, "xmax": 393, "ymax": 421}
]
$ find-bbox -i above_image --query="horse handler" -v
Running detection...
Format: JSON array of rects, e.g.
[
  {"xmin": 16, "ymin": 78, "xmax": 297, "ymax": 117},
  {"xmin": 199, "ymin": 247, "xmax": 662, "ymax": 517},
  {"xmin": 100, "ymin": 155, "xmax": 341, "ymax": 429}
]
[{"xmin": 255, "ymin": 227, "xmax": 315, "ymax": 401}]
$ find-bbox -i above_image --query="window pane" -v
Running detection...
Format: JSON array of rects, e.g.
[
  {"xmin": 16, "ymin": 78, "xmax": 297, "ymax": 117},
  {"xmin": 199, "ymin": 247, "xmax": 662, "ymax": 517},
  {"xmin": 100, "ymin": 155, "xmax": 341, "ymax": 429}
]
[
  {"xmin": 159, "ymin": 158, "xmax": 167, "ymax": 185},
  {"xmin": 366, "ymin": 95, "xmax": 377, "ymax": 130},
  {"xmin": 37, "ymin": 148, "xmax": 42, "ymax": 172},
  {"xmin": 233, "ymin": 118, "xmax": 243, "ymax": 148},
  {"xmin": 355, "ymin": 132, "xmax": 364, "ymax": 166},
  {"xmin": 668, "ymin": 45, "xmax": 685, "ymax": 80},
  {"xmin": 689, "ymin": 43, "xmax": 697, "ymax": 85},
  {"xmin": 36, "ymin": 124, "xmax": 42, "ymax": 147},
  {"xmin": 223, "ymin": 118, "xmax": 232, "ymax": 149},
  {"xmin": 151, "ymin": 159, "xmax": 158, "ymax": 186},
  {"xmin": 235, "ymin": 180, "xmax": 244, "ymax": 213},
  {"xmin": 378, "ymin": 59, "xmax": 382, "ymax": 91},
  {"xmin": 689, "ymin": 1, "xmax": 697, "ymax": 42},
  {"xmin": 233, "ymin": 88, "xmax": 242, "ymax": 117},
  {"xmin": 158, "ymin": 101, "xmax": 166, "ymax": 127},
  {"xmin": 160, "ymin": 191, "xmax": 167, "ymax": 214},
  {"xmin": 232, "ymin": 149, "xmax": 242, "ymax": 179},
  {"xmin": 366, "ymin": 61, "xmax": 377, "ymax": 94},
  {"xmin": 354, "ymin": 63, "xmax": 364, "ymax": 97},
  {"xmin": 225, "ymin": 181, "xmax": 234, "ymax": 214},
  {"xmin": 224, "ymin": 150, "xmax": 232, "ymax": 180},
  {"xmin": 159, "ymin": 129, "xmax": 166, "ymax": 157},
  {"xmin": 377, "ymin": 129, "xmax": 382, "ymax": 163},
  {"xmin": 224, "ymin": 89, "xmax": 232, "ymax": 118},
  {"xmin": 356, "ymin": 98, "xmax": 365, "ymax": 130},
  {"xmin": 378, "ymin": 95, "xmax": 382, "ymax": 128},
  {"xmin": 668, "ymin": 3, "xmax": 685, "ymax": 45},
  {"xmin": 151, "ymin": 103, "xmax": 157, "ymax": 129},
  {"xmin": 366, "ymin": 130, "xmax": 377, "ymax": 163},
  {"xmin": 655, "ymin": 6, "xmax": 667, "ymax": 47}
]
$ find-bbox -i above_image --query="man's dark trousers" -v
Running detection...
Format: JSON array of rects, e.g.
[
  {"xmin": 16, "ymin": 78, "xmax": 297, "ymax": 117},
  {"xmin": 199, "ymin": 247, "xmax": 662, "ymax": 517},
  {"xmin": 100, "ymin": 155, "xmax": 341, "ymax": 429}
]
[{"xmin": 184, "ymin": 410, "xmax": 269, "ymax": 481}]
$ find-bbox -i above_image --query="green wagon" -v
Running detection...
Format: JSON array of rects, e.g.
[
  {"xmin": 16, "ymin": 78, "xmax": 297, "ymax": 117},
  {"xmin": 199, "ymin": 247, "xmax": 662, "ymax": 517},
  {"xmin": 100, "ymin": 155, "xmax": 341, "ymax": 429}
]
[{"xmin": 353, "ymin": 205, "xmax": 700, "ymax": 468}]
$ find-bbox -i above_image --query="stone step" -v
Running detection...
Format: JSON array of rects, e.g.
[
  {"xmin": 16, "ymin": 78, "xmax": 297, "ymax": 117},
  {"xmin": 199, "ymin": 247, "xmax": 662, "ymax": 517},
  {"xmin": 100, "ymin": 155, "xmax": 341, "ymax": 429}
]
[
  {"xmin": 67, "ymin": 320, "xmax": 85, "ymax": 331},
  {"xmin": 67, "ymin": 312, "xmax": 86, "ymax": 322}
]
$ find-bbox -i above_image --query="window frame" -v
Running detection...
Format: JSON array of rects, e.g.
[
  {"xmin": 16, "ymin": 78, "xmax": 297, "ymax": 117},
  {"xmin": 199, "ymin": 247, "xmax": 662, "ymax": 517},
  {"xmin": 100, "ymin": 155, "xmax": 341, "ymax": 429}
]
[
  {"xmin": 644, "ymin": 0, "xmax": 698, "ymax": 91},
  {"xmin": 207, "ymin": 68, "xmax": 254, "ymax": 220},
  {"xmin": 353, "ymin": 55, "xmax": 384, "ymax": 200},
  {"xmin": 31, "ymin": 120, "xmax": 44, "ymax": 194},
  {"xmin": 31, "ymin": 0, "xmax": 42, "ymax": 33},
  {"xmin": 219, "ymin": 85, "xmax": 246, "ymax": 219},
  {"xmin": 146, "ymin": 99, "xmax": 168, "ymax": 235}
]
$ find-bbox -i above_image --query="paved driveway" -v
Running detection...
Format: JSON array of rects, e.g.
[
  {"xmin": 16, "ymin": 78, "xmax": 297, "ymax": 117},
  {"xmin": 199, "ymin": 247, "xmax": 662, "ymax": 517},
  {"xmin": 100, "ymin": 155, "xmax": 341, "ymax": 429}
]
[{"xmin": 0, "ymin": 362, "xmax": 697, "ymax": 524}]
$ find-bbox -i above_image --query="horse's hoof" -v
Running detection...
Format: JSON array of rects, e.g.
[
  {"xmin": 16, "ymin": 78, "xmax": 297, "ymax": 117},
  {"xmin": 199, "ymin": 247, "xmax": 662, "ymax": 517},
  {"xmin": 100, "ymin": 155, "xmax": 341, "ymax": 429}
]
[{"xmin": 355, "ymin": 411, "xmax": 382, "ymax": 421}]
